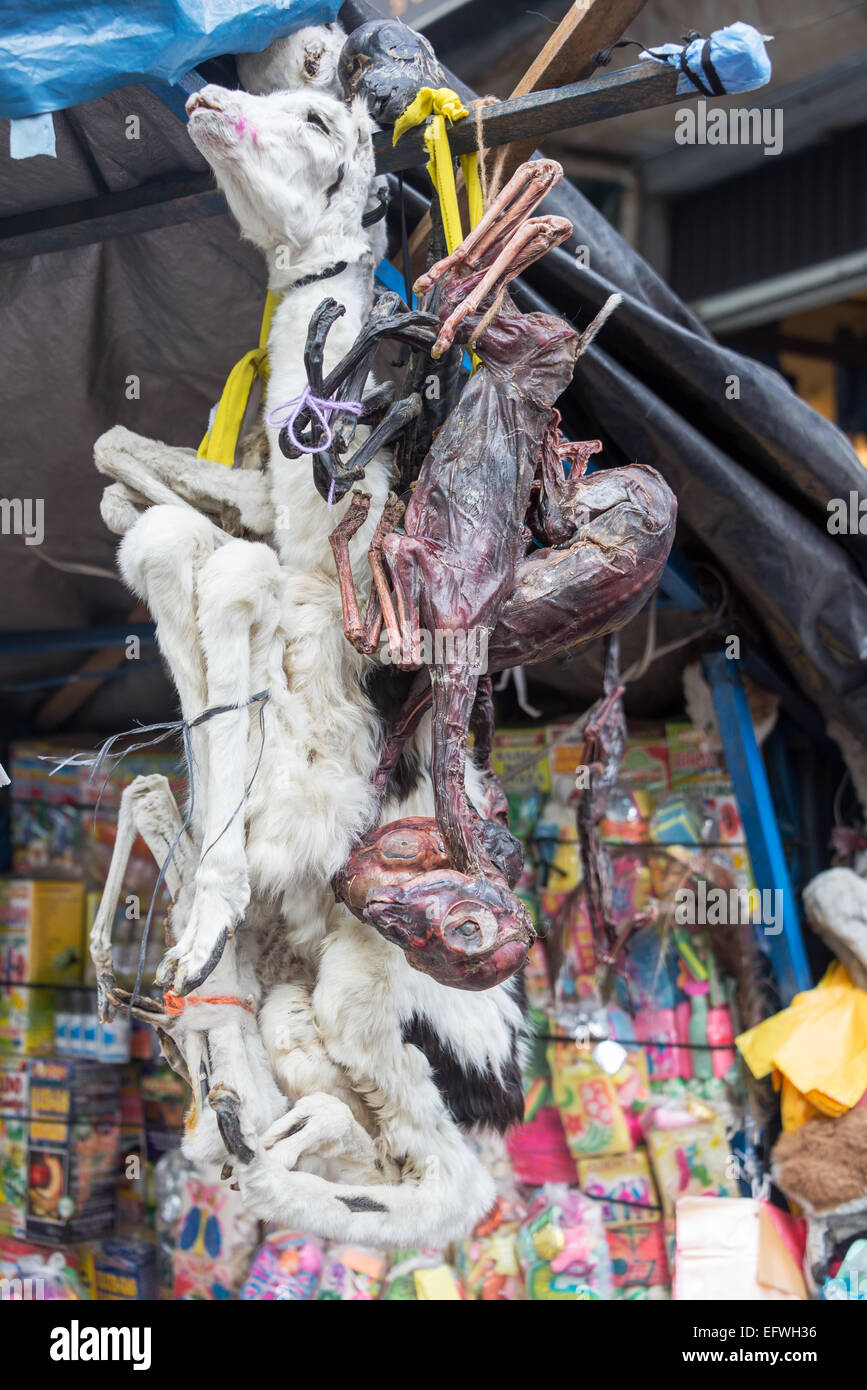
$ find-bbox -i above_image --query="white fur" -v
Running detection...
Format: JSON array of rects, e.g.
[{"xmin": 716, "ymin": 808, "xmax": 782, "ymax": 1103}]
[{"xmin": 236, "ymin": 23, "xmax": 346, "ymax": 98}]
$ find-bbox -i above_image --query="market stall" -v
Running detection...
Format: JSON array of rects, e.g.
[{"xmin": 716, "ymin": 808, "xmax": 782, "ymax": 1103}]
[{"xmin": 1, "ymin": 0, "xmax": 866, "ymax": 1322}]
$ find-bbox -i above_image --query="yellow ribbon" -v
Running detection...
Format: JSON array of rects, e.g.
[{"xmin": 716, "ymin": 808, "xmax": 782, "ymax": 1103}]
[
  {"xmin": 393, "ymin": 87, "xmax": 485, "ymax": 256},
  {"xmin": 200, "ymin": 89, "xmax": 487, "ymax": 469},
  {"xmin": 197, "ymin": 290, "xmax": 278, "ymax": 468}
]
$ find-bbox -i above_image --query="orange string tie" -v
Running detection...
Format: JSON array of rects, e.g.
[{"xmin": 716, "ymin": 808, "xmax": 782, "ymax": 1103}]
[{"xmin": 163, "ymin": 990, "xmax": 255, "ymax": 1017}]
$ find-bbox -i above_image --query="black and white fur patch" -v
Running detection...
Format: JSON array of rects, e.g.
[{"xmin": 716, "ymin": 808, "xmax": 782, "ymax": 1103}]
[{"xmin": 401, "ymin": 982, "xmax": 526, "ymax": 1134}]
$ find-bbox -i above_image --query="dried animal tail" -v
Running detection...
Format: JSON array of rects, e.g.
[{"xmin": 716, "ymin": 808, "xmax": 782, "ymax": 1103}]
[{"xmin": 575, "ymin": 293, "xmax": 622, "ymax": 358}]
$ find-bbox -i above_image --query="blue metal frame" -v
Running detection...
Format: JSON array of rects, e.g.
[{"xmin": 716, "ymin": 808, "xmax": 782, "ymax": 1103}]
[
  {"xmin": 0, "ymin": 625, "xmax": 155, "ymax": 656},
  {"xmin": 702, "ymin": 650, "xmax": 812, "ymax": 1001}
]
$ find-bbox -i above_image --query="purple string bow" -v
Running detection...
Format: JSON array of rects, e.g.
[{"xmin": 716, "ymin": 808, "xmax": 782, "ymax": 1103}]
[{"xmin": 267, "ymin": 384, "xmax": 364, "ymax": 454}]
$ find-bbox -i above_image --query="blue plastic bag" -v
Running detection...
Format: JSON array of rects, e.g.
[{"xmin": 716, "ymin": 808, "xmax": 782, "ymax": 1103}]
[
  {"xmin": 640, "ymin": 21, "xmax": 773, "ymax": 98},
  {"xmin": 0, "ymin": 0, "xmax": 339, "ymax": 119}
]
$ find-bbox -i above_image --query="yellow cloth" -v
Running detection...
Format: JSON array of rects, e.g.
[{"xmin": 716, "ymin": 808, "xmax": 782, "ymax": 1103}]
[
  {"xmin": 736, "ymin": 962, "xmax": 867, "ymax": 1127},
  {"xmin": 197, "ymin": 290, "xmax": 278, "ymax": 468},
  {"xmin": 394, "ymin": 88, "xmax": 487, "ymax": 372},
  {"xmin": 392, "ymin": 87, "xmax": 484, "ymax": 258}
]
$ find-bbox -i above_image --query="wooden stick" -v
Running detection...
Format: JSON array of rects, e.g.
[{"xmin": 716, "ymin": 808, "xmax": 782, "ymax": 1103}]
[
  {"xmin": 393, "ymin": 0, "xmax": 648, "ymax": 267},
  {"xmin": 491, "ymin": 0, "xmax": 649, "ymax": 187},
  {"xmin": 377, "ymin": 61, "xmax": 678, "ymax": 174}
]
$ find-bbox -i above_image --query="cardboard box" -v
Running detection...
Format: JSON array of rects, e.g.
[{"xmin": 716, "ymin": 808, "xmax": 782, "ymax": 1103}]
[
  {"xmin": 0, "ymin": 880, "xmax": 84, "ymax": 1055},
  {"xmin": 0, "ymin": 1059, "xmax": 29, "ymax": 1238},
  {"xmin": 25, "ymin": 1058, "xmax": 121, "ymax": 1245}
]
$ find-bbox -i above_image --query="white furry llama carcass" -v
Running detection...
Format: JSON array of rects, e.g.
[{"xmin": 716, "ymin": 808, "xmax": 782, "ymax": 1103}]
[{"xmin": 93, "ymin": 77, "xmax": 523, "ymax": 1246}]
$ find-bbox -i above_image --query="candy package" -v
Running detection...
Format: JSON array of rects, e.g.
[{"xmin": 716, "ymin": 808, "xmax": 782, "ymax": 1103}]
[
  {"xmin": 606, "ymin": 1221, "xmax": 669, "ymax": 1288},
  {"xmin": 380, "ymin": 1249, "xmax": 464, "ymax": 1300},
  {"xmin": 576, "ymin": 1150, "xmax": 659, "ymax": 1227},
  {"xmin": 91, "ymin": 1238, "xmax": 156, "ymax": 1300},
  {"xmin": 517, "ymin": 1184, "xmax": 613, "ymax": 1300},
  {"xmin": 0, "ymin": 1236, "xmax": 90, "ymax": 1299},
  {"xmin": 615, "ymin": 1282, "xmax": 670, "ymax": 1300},
  {"xmin": 317, "ymin": 1245, "xmax": 387, "ymax": 1300},
  {"xmin": 241, "ymin": 1231, "xmax": 325, "ymax": 1300},
  {"xmin": 171, "ymin": 1167, "xmax": 258, "ymax": 1299},
  {"xmin": 456, "ymin": 1190, "xmax": 527, "ymax": 1301},
  {"xmin": 645, "ymin": 1107, "xmax": 735, "ymax": 1218},
  {"xmin": 548, "ymin": 1042, "xmax": 633, "ymax": 1157},
  {"xmin": 506, "ymin": 1078, "xmax": 578, "ymax": 1184}
]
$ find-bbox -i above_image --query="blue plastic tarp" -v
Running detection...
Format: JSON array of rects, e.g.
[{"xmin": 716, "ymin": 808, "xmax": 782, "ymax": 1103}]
[
  {"xmin": 0, "ymin": 0, "xmax": 339, "ymax": 118},
  {"xmin": 640, "ymin": 22, "xmax": 773, "ymax": 98}
]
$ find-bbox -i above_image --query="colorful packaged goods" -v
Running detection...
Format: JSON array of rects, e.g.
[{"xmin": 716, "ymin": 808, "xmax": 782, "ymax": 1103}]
[
  {"xmin": 140, "ymin": 1063, "xmax": 186, "ymax": 1163},
  {"xmin": 0, "ymin": 1235, "xmax": 91, "ymax": 1299},
  {"xmin": 0, "ymin": 1058, "xmax": 29, "ymax": 1238},
  {"xmin": 24, "ymin": 1058, "xmax": 120, "ymax": 1244},
  {"xmin": 91, "ymin": 1237, "xmax": 156, "ymax": 1300},
  {"xmin": 0, "ymin": 880, "xmax": 84, "ymax": 1055},
  {"xmin": 576, "ymin": 1150, "xmax": 659, "ymax": 1227},
  {"xmin": 666, "ymin": 721, "xmax": 725, "ymax": 786},
  {"xmin": 456, "ymin": 1191, "xmax": 527, "ymax": 1300},
  {"xmin": 241, "ymin": 1231, "xmax": 325, "ymax": 1300},
  {"xmin": 506, "ymin": 1079, "xmax": 578, "ymax": 1185},
  {"xmin": 412, "ymin": 1263, "xmax": 466, "ymax": 1299},
  {"xmin": 550, "ymin": 891, "xmax": 597, "ymax": 1010},
  {"xmin": 606, "ymin": 1222, "xmax": 669, "ymax": 1289},
  {"xmin": 154, "ymin": 1148, "xmax": 195, "ymax": 1297},
  {"xmin": 644, "ymin": 1104, "xmax": 736, "ymax": 1218},
  {"xmin": 523, "ymin": 940, "xmax": 552, "ymax": 1012},
  {"xmin": 491, "ymin": 727, "xmax": 550, "ymax": 801},
  {"xmin": 617, "ymin": 734, "xmax": 670, "ymax": 796},
  {"xmin": 517, "ymin": 1184, "xmax": 614, "ymax": 1300},
  {"xmin": 171, "ymin": 1167, "xmax": 258, "ymax": 1299},
  {"xmin": 547, "ymin": 1042, "xmax": 633, "ymax": 1157},
  {"xmin": 317, "ymin": 1244, "xmax": 387, "ymax": 1300},
  {"xmin": 378, "ymin": 1249, "xmax": 458, "ymax": 1301},
  {"xmin": 823, "ymin": 1238, "xmax": 867, "ymax": 1301},
  {"xmin": 8, "ymin": 742, "xmax": 184, "ymax": 995}
]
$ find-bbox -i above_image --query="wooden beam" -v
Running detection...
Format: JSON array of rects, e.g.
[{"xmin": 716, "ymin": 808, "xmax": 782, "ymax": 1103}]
[
  {"xmin": 34, "ymin": 604, "xmax": 151, "ymax": 732},
  {"xmin": 724, "ymin": 328, "xmax": 867, "ymax": 367},
  {"xmin": 0, "ymin": 176, "xmax": 225, "ymax": 262},
  {"xmin": 376, "ymin": 61, "xmax": 678, "ymax": 174}
]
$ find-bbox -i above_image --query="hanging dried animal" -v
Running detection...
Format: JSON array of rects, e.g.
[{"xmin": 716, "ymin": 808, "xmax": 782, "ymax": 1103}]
[{"xmin": 281, "ymin": 161, "xmax": 676, "ymax": 988}]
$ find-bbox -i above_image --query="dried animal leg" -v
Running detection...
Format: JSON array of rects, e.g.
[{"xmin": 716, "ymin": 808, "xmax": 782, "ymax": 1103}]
[
  {"xmin": 89, "ymin": 773, "xmax": 192, "ymax": 1021},
  {"xmin": 157, "ymin": 538, "xmax": 284, "ymax": 995},
  {"xmin": 415, "ymin": 158, "xmax": 564, "ymax": 296},
  {"xmin": 430, "ymin": 213, "xmax": 573, "ymax": 357},
  {"xmin": 88, "ymin": 773, "xmax": 284, "ymax": 1162}
]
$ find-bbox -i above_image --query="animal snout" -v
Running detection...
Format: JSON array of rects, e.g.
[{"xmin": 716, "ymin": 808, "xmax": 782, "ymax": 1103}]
[{"xmin": 186, "ymin": 86, "xmax": 227, "ymax": 117}]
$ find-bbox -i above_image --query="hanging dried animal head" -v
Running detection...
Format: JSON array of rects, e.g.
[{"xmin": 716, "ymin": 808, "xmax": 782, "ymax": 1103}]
[
  {"xmin": 338, "ymin": 19, "xmax": 446, "ymax": 124},
  {"xmin": 186, "ymin": 85, "xmax": 376, "ymax": 279},
  {"xmin": 335, "ymin": 818, "xmax": 535, "ymax": 990}
]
